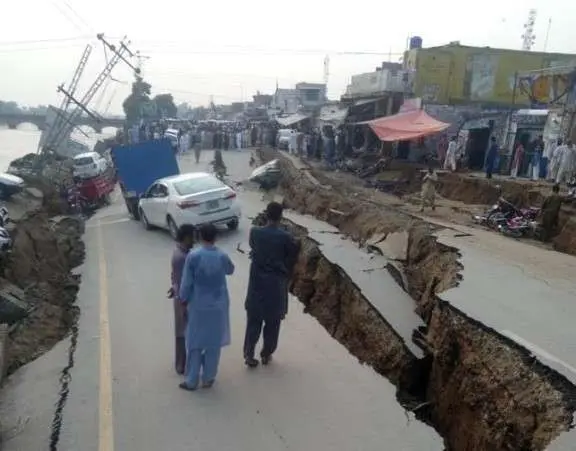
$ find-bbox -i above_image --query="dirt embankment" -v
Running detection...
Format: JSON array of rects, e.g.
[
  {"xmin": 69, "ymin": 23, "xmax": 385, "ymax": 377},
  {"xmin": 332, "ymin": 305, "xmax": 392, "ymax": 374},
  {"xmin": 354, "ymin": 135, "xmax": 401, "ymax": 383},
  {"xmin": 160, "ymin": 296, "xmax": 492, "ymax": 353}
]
[
  {"xmin": 260, "ymin": 149, "xmax": 576, "ymax": 450},
  {"xmin": 0, "ymin": 189, "xmax": 85, "ymax": 374}
]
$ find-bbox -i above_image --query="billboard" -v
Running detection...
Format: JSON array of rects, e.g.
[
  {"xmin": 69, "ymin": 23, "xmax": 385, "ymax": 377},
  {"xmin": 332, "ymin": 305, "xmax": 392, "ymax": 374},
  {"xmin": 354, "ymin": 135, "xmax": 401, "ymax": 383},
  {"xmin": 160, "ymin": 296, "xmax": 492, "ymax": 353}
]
[
  {"xmin": 517, "ymin": 69, "xmax": 576, "ymax": 107},
  {"xmin": 408, "ymin": 45, "xmax": 576, "ymax": 106}
]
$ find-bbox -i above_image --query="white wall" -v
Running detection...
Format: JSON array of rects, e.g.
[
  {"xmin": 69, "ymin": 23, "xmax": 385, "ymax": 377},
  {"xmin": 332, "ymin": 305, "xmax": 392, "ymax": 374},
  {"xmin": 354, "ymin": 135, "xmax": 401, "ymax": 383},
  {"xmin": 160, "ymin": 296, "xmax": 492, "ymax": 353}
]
[{"xmin": 345, "ymin": 70, "xmax": 405, "ymax": 96}]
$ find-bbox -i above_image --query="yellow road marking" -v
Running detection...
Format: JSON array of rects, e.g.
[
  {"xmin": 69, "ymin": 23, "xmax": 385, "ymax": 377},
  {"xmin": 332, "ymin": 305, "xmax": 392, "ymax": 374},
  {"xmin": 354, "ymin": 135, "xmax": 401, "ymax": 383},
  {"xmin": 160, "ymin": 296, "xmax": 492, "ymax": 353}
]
[{"xmin": 97, "ymin": 222, "xmax": 115, "ymax": 451}]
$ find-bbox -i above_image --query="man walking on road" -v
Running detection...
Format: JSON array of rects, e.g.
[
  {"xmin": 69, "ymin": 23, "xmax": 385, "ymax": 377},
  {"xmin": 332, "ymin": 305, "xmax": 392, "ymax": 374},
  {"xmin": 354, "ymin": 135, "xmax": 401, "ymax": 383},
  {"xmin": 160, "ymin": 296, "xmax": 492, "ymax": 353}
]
[
  {"xmin": 179, "ymin": 224, "xmax": 235, "ymax": 390},
  {"xmin": 168, "ymin": 224, "xmax": 196, "ymax": 375},
  {"xmin": 243, "ymin": 202, "xmax": 299, "ymax": 367}
]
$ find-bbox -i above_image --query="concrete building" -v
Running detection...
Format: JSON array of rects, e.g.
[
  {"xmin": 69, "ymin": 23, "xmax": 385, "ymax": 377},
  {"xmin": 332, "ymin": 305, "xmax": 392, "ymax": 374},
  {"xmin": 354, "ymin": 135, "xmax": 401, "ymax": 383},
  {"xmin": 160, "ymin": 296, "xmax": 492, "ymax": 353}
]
[
  {"xmin": 343, "ymin": 62, "xmax": 409, "ymax": 99},
  {"xmin": 295, "ymin": 82, "xmax": 327, "ymax": 109},
  {"xmin": 404, "ymin": 42, "xmax": 576, "ymax": 107},
  {"xmin": 270, "ymin": 83, "xmax": 327, "ymax": 116}
]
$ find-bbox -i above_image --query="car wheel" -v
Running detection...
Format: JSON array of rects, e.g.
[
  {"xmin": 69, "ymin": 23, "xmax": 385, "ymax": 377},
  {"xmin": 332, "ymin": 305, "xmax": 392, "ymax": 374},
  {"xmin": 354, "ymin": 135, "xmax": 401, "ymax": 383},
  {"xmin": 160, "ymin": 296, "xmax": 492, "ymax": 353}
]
[
  {"xmin": 227, "ymin": 218, "xmax": 239, "ymax": 231},
  {"xmin": 167, "ymin": 216, "xmax": 179, "ymax": 239},
  {"xmin": 140, "ymin": 208, "xmax": 152, "ymax": 230}
]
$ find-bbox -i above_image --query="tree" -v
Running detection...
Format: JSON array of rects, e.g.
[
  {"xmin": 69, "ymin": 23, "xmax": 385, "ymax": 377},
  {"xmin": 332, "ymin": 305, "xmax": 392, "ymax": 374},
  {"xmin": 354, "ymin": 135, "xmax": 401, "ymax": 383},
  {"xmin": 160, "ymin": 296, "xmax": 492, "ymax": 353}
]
[
  {"xmin": 153, "ymin": 94, "xmax": 177, "ymax": 119},
  {"xmin": 122, "ymin": 76, "xmax": 154, "ymax": 124},
  {"xmin": 0, "ymin": 101, "xmax": 20, "ymax": 114}
]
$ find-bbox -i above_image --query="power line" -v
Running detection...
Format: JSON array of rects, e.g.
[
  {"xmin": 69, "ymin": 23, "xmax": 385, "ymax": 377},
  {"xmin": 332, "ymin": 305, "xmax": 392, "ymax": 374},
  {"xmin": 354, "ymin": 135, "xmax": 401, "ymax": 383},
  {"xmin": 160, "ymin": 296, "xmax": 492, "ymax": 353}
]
[
  {"xmin": 0, "ymin": 44, "xmax": 87, "ymax": 54},
  {"xmin": 51, "ymin": 1, "xmax": 84, "ymax": 33},
  {"xmin": 62, "ymin": 1, "xmax": 95, "ymax": 33},
  {"xmin": 0, "ymin": 36, "xmax": 93, "ymax": 47},
  {"xmin": 145, "ymin": 68, "xmax": 298, "ymax": 83},
  {"xmin": 132, "ymin": 39, "xmax": 402, "ymax": 56},
  {"xmin": 138, "ymin": 47, "xmax": 401, "ymax": 57}
]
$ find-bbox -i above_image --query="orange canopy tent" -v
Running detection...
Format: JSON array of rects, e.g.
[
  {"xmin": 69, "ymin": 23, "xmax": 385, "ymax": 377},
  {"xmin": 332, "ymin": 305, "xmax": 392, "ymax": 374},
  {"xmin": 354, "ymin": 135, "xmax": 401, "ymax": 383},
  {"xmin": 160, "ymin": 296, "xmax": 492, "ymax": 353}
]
[{"xmin": 366, "ymin": 110, "xmax": 450, "ymax": 142}]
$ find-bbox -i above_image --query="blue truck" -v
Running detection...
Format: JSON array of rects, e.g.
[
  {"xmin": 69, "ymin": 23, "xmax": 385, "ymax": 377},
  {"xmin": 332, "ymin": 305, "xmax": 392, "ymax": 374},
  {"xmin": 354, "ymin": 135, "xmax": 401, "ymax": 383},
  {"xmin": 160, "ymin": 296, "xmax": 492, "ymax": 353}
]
[{"xmin": 111, "ymin": 139, "xmax": 180, "ymax": 220}]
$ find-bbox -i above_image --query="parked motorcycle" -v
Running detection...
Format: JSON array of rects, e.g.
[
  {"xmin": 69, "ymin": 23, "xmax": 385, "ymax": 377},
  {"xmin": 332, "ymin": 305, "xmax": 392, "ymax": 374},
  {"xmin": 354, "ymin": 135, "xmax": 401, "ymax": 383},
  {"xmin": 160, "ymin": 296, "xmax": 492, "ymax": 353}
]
[
  {"xmin": 474, "ymin": 195, "xmax": 540, "ymax": 238},
  {"xmin": 0, "ymin": 227, "xmax": 12, "ymax": 251},
  {"xmin": 0, "ymin": 206, "xmax": 10, "ymax": 228}
]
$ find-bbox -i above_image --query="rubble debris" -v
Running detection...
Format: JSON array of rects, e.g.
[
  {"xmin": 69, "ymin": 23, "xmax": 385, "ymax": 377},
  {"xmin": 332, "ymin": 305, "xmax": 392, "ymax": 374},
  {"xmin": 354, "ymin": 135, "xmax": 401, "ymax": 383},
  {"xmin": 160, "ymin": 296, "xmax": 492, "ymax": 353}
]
[{"xmin": 259, "ymin": 148, "xmax": 576, "ymax": 450}]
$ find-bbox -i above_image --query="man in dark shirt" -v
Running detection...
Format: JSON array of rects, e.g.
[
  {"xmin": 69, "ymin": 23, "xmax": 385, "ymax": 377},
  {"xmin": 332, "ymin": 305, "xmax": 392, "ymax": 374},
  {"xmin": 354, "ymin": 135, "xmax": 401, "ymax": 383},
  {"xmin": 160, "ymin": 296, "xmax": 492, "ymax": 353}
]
[
  {"xmin": 243, "ymin": 202, "xmax": 299, "ymax": 367},
  {"xmin": 168, "ymin": 224, "xmax": 196, "ymax": 374},
  {"xmin": 540, "ymin": 184, "xmax": 563, "ymax": 241}
]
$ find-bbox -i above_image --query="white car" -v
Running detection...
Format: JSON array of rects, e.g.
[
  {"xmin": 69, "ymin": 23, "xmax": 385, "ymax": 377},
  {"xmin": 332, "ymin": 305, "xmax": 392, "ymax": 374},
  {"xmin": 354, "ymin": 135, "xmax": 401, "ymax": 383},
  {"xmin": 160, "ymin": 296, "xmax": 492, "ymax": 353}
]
[
  {"xmin": 138, "ymin": 172, "xmax": 241, "ymax": 238},
  {"xmin": 72, "ymin": 152, "xmax": 108, "ymax": 179}
]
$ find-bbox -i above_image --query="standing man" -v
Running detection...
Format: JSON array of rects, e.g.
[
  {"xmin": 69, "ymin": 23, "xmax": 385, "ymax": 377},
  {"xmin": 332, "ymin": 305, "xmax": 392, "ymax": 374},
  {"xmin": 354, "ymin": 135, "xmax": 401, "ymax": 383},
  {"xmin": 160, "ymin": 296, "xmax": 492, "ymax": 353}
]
[
  {"xmin": 168, "ymin": 224, "xmax": 196, "ymax": 375},
  {"xmin": 540, "ymin": 184, "xmax": 563, "ymax": 241},
  {"xmin": 444, "ymin": 136, "xmax": 457, "ymax": 172},
  {"xmin": 485, "ymin": 136, "xmax": 499, "ymax": 179},
  {"xmin": 548, "ymin": 138, "xmax": 564, "ymax": 181},
  {"xmin": 556, "ymin": 140, "xmax": 575, "ymax": 184},
  {"xmin": 243, "ymin": 202, "xmax": 299, "ymax": 367},
  {"xmin": 510, "ymin": 141, "xmax": 525, "ymax": 178},
  {"xmin": 179, "ymin": 224, "xmax": 235, "ymax": 391},
  {"xmin": 420, "ymin": 166, "xmax": 438, "ymax": 212}
]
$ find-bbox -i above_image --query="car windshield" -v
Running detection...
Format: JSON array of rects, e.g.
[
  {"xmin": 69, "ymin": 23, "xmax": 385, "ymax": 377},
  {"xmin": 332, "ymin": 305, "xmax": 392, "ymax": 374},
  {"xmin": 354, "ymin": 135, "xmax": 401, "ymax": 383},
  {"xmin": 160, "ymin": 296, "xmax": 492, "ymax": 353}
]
[
  {"xmin": 74, "ymin": 157, "xmax": 94, "ymax": 166},
  {"xmin": 173, "ymin": 176, "xmax": 225, "ymax": 196}
]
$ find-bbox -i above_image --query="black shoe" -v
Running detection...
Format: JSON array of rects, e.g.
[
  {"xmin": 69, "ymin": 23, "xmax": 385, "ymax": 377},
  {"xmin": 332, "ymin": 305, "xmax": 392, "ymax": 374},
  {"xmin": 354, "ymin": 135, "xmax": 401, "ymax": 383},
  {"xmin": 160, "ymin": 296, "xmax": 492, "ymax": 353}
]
[
  {"xmin": 261, "ymin": 354, "xmax": 273, "ymax": 365},
  {"xmin": 179, "ymin": 382, "xmax": 198, "ymax": 391},
  {"xmin": 245, "ymin": 357, "xmax": 259, "ymax": 368}
]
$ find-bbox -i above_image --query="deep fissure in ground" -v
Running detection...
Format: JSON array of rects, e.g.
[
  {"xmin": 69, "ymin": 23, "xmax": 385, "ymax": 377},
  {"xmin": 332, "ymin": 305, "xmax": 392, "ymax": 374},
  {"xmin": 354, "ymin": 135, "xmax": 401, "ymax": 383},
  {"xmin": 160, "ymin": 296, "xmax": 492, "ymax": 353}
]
[{"xmin": 257, "ymin": 149, "xmax": 576, "ymax": 450}]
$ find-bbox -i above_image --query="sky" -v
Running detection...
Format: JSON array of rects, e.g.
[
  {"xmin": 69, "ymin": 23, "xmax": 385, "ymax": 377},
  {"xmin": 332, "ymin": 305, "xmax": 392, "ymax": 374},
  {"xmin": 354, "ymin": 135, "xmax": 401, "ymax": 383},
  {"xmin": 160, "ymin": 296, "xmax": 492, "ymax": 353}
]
[{"xmin": 2, "ymin": 0, "xmax": 576, "ymax": 115}]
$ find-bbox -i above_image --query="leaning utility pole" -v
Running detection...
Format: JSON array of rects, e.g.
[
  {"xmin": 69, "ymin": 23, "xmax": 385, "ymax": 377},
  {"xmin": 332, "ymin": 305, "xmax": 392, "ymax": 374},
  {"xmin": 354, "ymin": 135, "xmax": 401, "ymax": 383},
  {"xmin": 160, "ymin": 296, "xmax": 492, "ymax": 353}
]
[
  {"xmin": 44, "ymin": 34, "xmax": 138, "ymax": 156},
  {"xmin": 38, "ymin": 44, "xmax": 93, "ymax": 153}
]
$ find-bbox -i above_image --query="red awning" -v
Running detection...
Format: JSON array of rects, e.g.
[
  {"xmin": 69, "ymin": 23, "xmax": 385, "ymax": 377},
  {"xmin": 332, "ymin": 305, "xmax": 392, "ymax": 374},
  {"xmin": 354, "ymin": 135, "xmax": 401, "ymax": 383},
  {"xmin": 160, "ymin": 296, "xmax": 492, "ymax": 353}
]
[{"xmin": 367, "ymin": 110, "xmax": 450, "ymax": 142}]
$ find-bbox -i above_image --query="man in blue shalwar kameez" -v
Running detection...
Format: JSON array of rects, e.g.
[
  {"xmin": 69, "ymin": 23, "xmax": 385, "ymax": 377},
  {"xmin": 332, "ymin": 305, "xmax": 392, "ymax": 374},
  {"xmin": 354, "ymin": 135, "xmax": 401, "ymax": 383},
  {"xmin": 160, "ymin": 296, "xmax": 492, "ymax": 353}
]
[
  {"xmin": 179, "ymin": 224, "xmax": 235, "ymax": 391},
  {"xmin": 243, "ymin": 202, "xmax": 299, "ymax": 367}
]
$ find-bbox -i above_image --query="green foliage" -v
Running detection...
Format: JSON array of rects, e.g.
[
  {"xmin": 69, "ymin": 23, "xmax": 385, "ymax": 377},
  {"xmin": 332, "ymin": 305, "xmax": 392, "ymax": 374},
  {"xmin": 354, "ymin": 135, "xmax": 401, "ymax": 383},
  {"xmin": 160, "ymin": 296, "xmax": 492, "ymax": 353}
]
[
  {"xmin": 0, "ymin": 101, "xmax": 48, "ymax": 115},
  {"xmin": 122, "ymin": 76, "xmax": 155, "ymax": 124},
  {"xmin": 153, "ymin": 93, "xmax": 177, "ymax": 118},
  {"xmin": 122, "ymin": 76, "xmax": 178, "ymax": 123}
]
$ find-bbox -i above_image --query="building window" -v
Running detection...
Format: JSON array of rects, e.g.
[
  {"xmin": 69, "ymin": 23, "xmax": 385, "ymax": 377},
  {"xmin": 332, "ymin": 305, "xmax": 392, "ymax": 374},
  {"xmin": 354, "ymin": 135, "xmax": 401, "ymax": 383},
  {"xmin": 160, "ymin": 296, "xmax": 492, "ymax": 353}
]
[{"xmin": 303, "ymin": 90, "xmax": 320, "ymax": 102}]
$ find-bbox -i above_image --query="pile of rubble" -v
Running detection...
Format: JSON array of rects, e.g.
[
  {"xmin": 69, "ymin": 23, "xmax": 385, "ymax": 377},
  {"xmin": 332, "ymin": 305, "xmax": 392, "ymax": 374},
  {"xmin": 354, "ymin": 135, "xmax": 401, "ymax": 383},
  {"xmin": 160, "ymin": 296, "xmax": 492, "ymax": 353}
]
[{"xmin": 259, "ymin": 148, "xmax": 576, "ymax": 451}]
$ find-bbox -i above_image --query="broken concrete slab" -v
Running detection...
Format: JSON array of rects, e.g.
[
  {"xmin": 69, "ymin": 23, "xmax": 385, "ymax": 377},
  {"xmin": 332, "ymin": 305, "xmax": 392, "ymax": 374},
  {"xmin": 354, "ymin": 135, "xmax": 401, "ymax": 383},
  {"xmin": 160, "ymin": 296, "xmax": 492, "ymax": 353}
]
[
  {"xmin": 436, "ymin": 232, "xmax": 576, "ymax": 386},
  {"xmin": 370, "ymin": 230, "xmax": 409, "ymax": 261},
  {"xmin": 284, "ymin": 211, "xmax": 425, "ymax": 359},
  {"xmin": 263, "ymin": 148, "xmax": 576, "ymax": 450}
]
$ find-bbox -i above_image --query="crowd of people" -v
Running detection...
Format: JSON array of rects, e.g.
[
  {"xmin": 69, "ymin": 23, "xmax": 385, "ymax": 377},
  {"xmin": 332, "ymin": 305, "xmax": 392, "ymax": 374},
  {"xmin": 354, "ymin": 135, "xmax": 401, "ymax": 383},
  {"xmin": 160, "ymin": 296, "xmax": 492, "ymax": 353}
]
[{"xmin": 169, "ymin": 202, "xmax": 299, "ymax": 390}]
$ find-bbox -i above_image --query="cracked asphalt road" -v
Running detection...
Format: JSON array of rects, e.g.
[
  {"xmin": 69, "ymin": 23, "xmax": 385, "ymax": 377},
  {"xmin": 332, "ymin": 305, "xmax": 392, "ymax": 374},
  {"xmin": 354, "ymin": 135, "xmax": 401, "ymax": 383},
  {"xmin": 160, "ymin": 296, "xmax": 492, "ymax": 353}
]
[{"xmin": 0, "ymin": 150, "xmax": 442, "ymax": 451}]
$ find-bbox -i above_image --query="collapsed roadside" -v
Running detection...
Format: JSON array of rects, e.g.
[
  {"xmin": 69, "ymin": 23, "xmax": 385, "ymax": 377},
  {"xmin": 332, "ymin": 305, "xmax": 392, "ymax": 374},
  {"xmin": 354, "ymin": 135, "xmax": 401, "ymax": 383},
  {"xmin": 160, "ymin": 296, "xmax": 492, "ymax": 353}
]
[
  {"xmin": 258, "ymin": 148, "xmax": 576, "ymax": 450},
  {"xmin": 0, "ymin": 159, "xmax": 85, "ymax": 377}
]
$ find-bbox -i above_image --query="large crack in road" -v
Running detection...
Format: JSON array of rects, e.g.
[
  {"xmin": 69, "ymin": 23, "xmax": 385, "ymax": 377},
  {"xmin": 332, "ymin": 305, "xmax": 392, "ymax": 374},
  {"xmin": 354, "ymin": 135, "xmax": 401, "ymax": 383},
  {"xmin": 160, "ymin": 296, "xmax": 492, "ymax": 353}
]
[{"xmin": 258, "ymin": 149, "xmax": 576, "ymax": 450}]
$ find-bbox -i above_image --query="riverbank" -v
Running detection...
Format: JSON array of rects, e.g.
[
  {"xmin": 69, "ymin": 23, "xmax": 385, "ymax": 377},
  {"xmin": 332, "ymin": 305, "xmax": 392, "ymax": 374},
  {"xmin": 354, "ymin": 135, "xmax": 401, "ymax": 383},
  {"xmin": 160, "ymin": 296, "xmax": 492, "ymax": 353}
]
[{"xmin": 260, "ymin": 148, "xmax": 576, "ymax": 450}]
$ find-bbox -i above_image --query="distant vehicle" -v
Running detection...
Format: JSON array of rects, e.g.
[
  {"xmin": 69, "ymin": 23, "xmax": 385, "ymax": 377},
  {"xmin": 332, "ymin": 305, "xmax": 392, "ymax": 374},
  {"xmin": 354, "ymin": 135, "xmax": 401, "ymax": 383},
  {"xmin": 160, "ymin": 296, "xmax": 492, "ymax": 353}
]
[
  {"xmin": 164, "ymin": 128, "xmax": 180, "ymax": 150},
  {"xmin": 76, "ymin": 174, "xmax": 115, "ymax": 210},
  {"xmin": 277, "ymin": 129, "xmax": 295, "ymax": 150},
  {"xmin": 111, "ymin": 139, "xmax": 180, "ymax": 220},
  {"xmin": 138, "ymin": 172, "xmax": 241, "ymax": 238},
  {"xmin": 0, "ymin": 173, "xmax": 25, "ymax": 200},
  {"xmin": 73, "ymin": 151, "xmax": 108, "ymax": 179},
  {"xmin": 249, "ymin": 159, "xmax": 281, "ymax": 187}
]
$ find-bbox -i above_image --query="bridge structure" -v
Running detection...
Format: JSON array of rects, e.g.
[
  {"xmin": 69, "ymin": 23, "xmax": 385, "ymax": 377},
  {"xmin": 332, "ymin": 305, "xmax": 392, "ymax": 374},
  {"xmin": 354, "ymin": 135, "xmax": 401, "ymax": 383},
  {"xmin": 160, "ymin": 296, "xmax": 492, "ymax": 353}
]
[{"xmin": 0, "ymin": 111, "xmax": 125, "ymax": 133}]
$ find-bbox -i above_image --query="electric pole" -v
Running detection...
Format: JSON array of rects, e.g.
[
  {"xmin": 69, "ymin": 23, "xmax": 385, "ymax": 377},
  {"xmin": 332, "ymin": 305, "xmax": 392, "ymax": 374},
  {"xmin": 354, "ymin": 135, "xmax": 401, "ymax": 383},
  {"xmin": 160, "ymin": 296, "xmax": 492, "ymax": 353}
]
[
  {"xmin": 43, "ymin": 34, "xmax": 140, "ymax": 156},
  {"xmin": 135, "ymin": 50, "xmax": 151, "ymax": 77}
]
